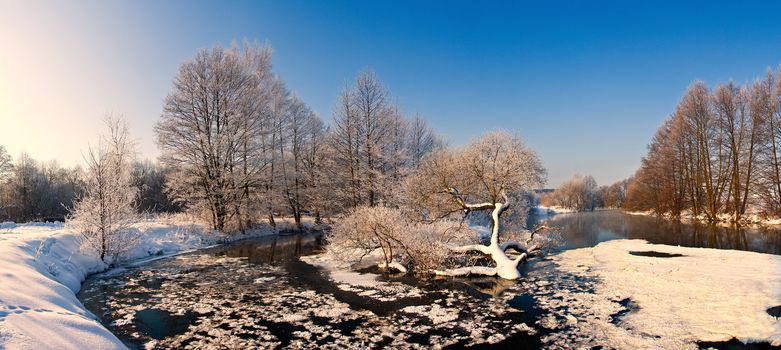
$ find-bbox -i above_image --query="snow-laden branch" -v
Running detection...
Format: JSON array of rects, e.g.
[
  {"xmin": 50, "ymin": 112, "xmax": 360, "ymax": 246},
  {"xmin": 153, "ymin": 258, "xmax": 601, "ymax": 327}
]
[
  {"xmin": 433, "ymin": 266, "xmax": 498, "ymax": 277},
  {"xmin": 443, "ymin": 187, "xmax": 496, "ymax": 212},
  {"xmin": 448, "ymin": 244, "xmax": 493, "ymax": 255}
]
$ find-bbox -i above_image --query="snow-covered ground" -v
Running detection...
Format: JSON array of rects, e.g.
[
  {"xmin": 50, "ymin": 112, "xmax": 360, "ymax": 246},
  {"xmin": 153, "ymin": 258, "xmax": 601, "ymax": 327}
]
[
  {"xmin": 533, "ymin": 205, "xmax": 578, "ymax": 215},
  {"xmin": 551, "ymin": 239, "xmax": 781, "ymax": 348},
  {"xmin": 0, "ymin": 218, "xmax": 273, "ymax": 350},
  {"xmin": 4, "ymin": 214, "xmax": 781, "ymax": 349}
]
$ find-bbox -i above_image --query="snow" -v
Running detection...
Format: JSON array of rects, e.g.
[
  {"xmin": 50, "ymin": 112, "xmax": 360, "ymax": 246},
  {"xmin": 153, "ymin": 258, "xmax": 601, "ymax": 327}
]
[
  {"xmin": 0, "ymin": 222, "xmax": 16, "ymax": 229},
  {"xmin": 0, "ymin": 218, "xmax": 273, "ymax": 350},
  {"xmin": 534, "ymin": 205, "xmax": 577, "ymax": 215},
  {"xmin": 0, "ymin": 222, "xmax": 125, "ymax": 349},
  {"xmin": 623, "ymin": 208, "xmax": 781, "ymax": 227},
  {"xmin": 401, "ymin": 304, "xmax": 459, "ymax": 324},
  {"xmin": 623, "ymin": 209, "xmax": 654, "ymax": 217},
  {"xmin": 552, "ymin": 239, "xmax": 781, "ymax": 347},
  {"xmin": 301, "ymin": 251, "xmax": 424, "ymax": 301},
  {"xmin": 302, "ymin": 251, "xmax": 382, "ymax": 288}
]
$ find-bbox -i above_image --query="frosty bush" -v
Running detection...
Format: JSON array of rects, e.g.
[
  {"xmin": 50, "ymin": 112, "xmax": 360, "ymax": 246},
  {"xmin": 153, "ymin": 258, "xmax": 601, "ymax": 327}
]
[
  {"xmin": 327, "ymin": 206, "xmax": 477, "ymax": 274},
  {"xmin": 328, "ymin": 206, "xmax": 409, "ymax": 272},
  {"xmin": 401, "ymin": 219, "xmax": 478, "ymax": 272},
  {"xmin": 69, "ymin": 116, "xmax": 141, "ymax": 264}
]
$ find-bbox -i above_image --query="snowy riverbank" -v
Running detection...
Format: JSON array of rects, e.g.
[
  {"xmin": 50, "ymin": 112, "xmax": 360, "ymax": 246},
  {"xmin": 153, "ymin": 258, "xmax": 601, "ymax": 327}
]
[
  {"xmin": 0, "ymin": 218, "xmax": 275, "ymax": 349},
  {"xmin": 622, "ymin": 209, "xmax": 781, "ymax": 227},
  {"xmin": 551, "ymin": 239, "xmax": 781, "ymax": 348},
  {"xmin": 533, "ymin": 205, "xmax": 578, "ymax": 215}
]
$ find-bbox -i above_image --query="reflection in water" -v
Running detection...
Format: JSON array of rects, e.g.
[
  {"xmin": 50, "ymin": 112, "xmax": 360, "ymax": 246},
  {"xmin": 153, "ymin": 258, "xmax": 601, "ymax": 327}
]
[
  {"xmin": 214, "ymin": 233, "xmax": 324, "ymax": 264},
  {"xmin": 528, "ymin": 210, "xmax": 781, "ymax": 255}
]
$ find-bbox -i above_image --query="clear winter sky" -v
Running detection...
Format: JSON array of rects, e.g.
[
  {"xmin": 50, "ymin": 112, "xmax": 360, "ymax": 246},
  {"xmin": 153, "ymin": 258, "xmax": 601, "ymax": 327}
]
[{"xmin": 2, "ymin": 1, "xmax": 781, "ymax": 187}]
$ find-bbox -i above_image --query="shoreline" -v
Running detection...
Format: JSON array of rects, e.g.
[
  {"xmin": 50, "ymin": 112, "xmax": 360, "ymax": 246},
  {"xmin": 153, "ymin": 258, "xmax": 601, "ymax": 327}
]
[
  {"xmin": 0, "ymin": 220, "xmax": 281, "ymax": 349},
  {"xmin": 535, "ymin": 206, "xmax": 781, "ymax": 228},
  {"xmin": 620, "ymin": 209, "xmax": 781, "ymax": 228}
]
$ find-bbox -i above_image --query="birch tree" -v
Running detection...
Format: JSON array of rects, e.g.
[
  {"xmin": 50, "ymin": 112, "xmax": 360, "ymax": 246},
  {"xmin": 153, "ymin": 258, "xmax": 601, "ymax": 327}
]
[{"xmin": 69, "ymin": 116, "xmax": 138, "ymax": 264}]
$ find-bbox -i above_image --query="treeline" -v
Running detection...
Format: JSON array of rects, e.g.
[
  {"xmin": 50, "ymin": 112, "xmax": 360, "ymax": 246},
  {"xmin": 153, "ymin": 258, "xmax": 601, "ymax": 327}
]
[
  {"xmin": 156, "ymin": 43, "xmax": 442, "ymax": 232},
  {"xmin": 2, "ymin": 42, "xmax": 441, "ymax": 231},
  {"xmin": 0, "ymin": 149, "xmax": 83, "ymax": 222},
  {"xmin": 539, "ymin": 174, "xmax": 628, "ymax": 212},
  {"xmin": 0, "ymin": 145, "xmax": 178, "ymax": 223},
  {"xmin": 624, "ymin": 67, "xmax": 781, "ymax": 222}
]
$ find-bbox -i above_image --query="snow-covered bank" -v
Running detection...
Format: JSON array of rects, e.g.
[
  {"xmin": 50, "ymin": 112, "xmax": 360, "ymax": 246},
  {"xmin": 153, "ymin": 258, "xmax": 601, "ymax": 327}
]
[
  {"xmin": 533, "ymin": 205, "xmax": 577, "ymax": 215},
  {"xmin": 552, "ymin": 239, "xmax": 781, "ymax": 347},
  {"xmin": 0, "ymin": 219, "xmax": 273, "ymax": 349},
  {"xmin": 622, "ymin": 209, "xmax": 781, "ymax": 227}
]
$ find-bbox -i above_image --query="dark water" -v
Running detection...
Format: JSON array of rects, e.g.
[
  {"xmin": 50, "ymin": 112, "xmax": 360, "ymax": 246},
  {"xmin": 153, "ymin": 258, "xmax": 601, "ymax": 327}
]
[
  {"xmin": 528, "ymin": 210, "xmax": 781, "ymax": 255},
  {"xmin": 78, "ymin": 232, "xmax": 548, "ymax": 349}
]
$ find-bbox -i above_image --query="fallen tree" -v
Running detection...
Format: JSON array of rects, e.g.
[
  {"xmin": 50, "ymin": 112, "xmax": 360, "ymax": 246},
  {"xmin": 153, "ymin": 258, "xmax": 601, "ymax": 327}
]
[
  {"xmin": 326, "ymin": 131, "xmax": 558, "ymax": 279},
  {"xmin": 405, "ymin": 130, "xmax": 555, "ymax": 279}
]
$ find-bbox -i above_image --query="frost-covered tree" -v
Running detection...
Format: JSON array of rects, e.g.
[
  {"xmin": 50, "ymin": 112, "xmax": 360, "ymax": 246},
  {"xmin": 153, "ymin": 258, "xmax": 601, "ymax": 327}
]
[
  {"xmin": 156, "ymin": 43, "xmax": 272, "ymax": 231},
  {"xmin": 405, "ymin": 130, "xmax": 550, "ymax": 279},
  {"xmin": 279, "ymin": 96, "xmax": 324, "ymax": 229},
  {"xmin": 406, "ymin": 114, "xmax": 442, "ymax": 169},
  {"xmin": 69, "ymin": 116, "xmax": 139, "ymax": 263},
  {"xmin": 330, "ymin": 85, "xmax": 364, "ymax": 209},
  {"xmin": 546, "ymin": 174, "xmax": 599, "ymax": 211},
  {"xmin": 328, "ymin": 69, "xmax": 440, "ymax": 210},
  {"xmin": 300, "ymin": 115, "xmax": 329, "ymax": 222},
  {"xmin": 0, "ymin": 146, "xmax": 11, "ymax": 181},
  {"xmin": 0, "ymin": 151, "xmax": 84, "ymax": 222}
]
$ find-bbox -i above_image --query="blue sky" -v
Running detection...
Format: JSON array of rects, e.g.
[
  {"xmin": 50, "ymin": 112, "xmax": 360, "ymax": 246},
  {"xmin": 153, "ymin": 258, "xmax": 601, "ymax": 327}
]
[{"xmin": 2, "ymin": 1, "xmax": 781, "ymax": 186}]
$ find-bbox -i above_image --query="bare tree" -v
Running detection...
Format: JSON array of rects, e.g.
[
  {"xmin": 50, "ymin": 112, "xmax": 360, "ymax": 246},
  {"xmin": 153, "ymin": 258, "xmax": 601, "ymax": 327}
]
[
  {"xmin": 156, "ymin": 43, "xmax": 271, "ymax": 232},
  {"xmin": 547, "ymin": 174, "xmax": 599, "ymax": 211},
  {"xmin": 300, "ymin": 115, "xmax": 328, "ymax": 223},
  {"xmin": 624, "ymin": 67, "xmax": 781, "ymax": 223},
  {"xmin": 406, "ymin": 114, "xmax": 442, "ymax": 169},
  {"xmin": 328, "ymin": 70, "xmax": 438, "ymax": 210},
  {"xmin": 755, "ymin": 70, "xmax": 781, "ymax": 216},
  {"xmin": 330, "ymin": 85, "xmax": 363, "ymax": 209},
  {"xmin": 280, "ymin": 95, "xmax": 322, "ymax": 229},
  {"xmin": 354, "ymin": 69, "xmax": 392, "ymax": 207},
  {"xmin": 69, "ymin": 116, "xmax": 139, "ymax": 264}
]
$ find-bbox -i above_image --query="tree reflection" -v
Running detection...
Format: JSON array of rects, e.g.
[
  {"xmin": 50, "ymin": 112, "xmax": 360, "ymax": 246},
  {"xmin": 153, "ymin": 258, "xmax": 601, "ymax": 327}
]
[{"xmin": 530, "ymin": 210, "xmax": 781, "ymax": 254}]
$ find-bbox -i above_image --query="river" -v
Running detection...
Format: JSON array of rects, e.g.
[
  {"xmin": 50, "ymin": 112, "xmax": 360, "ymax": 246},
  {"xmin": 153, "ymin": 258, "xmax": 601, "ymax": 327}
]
[{"xmin": 77, "ymin": 210, "xmax": 781, "ymax": 349}]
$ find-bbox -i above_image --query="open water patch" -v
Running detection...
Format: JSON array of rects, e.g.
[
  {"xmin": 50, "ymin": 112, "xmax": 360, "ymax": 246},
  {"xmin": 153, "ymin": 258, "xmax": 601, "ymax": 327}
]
[{"xmin": 629, "ymin": 251, "xmax": 685, "ymax": 258}]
